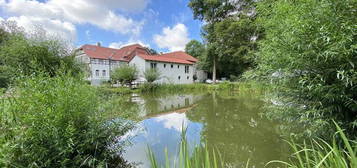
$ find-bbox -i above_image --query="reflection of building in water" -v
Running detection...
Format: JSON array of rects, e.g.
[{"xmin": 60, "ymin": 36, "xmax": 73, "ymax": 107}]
[{"xmin": 131, "ymin": 94, "xmax": 204, "ymax": 117}]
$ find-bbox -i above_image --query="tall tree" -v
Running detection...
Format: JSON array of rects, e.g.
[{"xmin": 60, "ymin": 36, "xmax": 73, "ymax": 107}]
[
  {"xmin": 185, "ymin": 40, "xmax": 211, "ymax": 71},
  {"xmin": 189, "ymin": 0, "xmax": 236, "ymax": 83},
  {"xmin": 189, "ymin": 0, "xmax": 259, "ymax": 82}
]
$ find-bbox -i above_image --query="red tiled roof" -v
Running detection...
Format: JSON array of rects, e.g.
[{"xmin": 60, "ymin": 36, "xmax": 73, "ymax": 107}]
[
  {"xmin": 79, "ymin": 44, "xmax": 197, "ymax": 65},
  {"xmin": 79, "ymin": 44, "xmax": 149, "ymax": 62},
  {"xmin": 136, "ymin": 53, "xmax": 194, "ymax": 65},
  {"xmin": 159, "ymin": 51, "xmax": 198, "ymax": 63}
]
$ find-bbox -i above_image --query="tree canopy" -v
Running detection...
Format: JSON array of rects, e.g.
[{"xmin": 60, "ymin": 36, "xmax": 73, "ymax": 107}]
[{"xmin": 0, "ymin": 21, "xmax": 82, "ymax": 88}]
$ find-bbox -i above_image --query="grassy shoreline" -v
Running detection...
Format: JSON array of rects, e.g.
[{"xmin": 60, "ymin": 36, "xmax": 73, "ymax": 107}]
[{"xmin": 97, "ymin": 81, "xmax": 268, "ymax": 95}]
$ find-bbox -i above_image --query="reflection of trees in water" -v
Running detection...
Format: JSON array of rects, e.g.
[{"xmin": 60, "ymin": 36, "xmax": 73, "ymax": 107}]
[{"xmin": 186, "ymin": 92, "xmax": 288, "ymax": 168}]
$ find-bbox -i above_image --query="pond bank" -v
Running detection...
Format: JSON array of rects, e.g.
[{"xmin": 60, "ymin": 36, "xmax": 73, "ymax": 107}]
[{"xmin": 97, "ymin": 81, "xmax": 269, "ymax": 96}]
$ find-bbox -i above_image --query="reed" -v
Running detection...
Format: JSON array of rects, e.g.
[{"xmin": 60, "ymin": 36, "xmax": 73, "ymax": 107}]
[
  {"xmin": 147, "ymin": 127, "xmax": 224, "ymax": 168},
  {"xmin": 267, "ymin": 122, "xmax": 357, "ymax": 168}
]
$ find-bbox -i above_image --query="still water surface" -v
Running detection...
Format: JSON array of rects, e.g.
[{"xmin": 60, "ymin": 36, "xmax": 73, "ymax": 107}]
[{"xmin": 120, "ymin": 91, "xmax": 287, "ymax": 168}]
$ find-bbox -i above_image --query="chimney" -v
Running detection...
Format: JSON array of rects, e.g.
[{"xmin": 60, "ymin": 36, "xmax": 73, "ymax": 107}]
[{"xmin": 96, "ymin": 42, "xmax": 101, "ymax": 47}]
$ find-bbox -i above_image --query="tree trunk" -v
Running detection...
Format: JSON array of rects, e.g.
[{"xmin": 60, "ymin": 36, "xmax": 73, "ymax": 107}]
[{"xmin": 212, "ymin": 55, "xmax": 217, "ymax": 84}]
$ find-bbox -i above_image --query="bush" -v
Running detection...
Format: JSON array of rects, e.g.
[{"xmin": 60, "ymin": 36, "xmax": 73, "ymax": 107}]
[
  {"xmin": 0, "ymin": 75, "xmax": 132, "ymax": 167},
  {"xmin": 111, "ymin": 65, "xmax": 138, "ymax": 87},
  {"xmin": 144, "ymin": 68, "xmax": 160, "ymax": 83},
  {"xmin": 255, "ymin": 0, "xmax": 357, "ymax": 137},
  {"xmin": 0, "ymin": 21, "xmax": 83, "ymax": 88}
]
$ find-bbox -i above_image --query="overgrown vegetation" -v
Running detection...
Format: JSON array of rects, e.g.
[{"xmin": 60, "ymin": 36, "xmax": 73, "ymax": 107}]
[
  {"xmin": 253, "ymin": 0, "xmax": 357, "ymax": 138},
  {"xmin": 0, "ymin": 21, "xmax": 132, "ymax": 167},
  {"xmin": 0, "ymin": 21, "xmax": 83, "ymax": 88},
  {"xmin": 268, "ymin": 122, "xmax": 356, "ymax": 168},
  {"xmin": 0, "ymin": 74, "xmax": 132, "ymax": 167}
]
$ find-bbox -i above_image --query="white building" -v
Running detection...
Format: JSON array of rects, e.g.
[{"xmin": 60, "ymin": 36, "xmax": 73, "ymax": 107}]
[{"xmin": 76, "ymin": 43, "xmax": 206, "ymax": 85}]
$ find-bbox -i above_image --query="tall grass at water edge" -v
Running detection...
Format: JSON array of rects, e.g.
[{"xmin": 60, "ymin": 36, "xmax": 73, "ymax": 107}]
[
  {"xmin": 148, "ymin": 123, "xmax": 356, "ymax": 168},
  {"xmin": 0, "ymin": 74, "xmax": 132, "ymax": 167},
  {"xmin": 147, "ymin": 127, "xmax": 226, "ymax": 168},
  {"xmin": 138, "ymin": 81, "xmax": 268, "ymax": 94},
  {"xmin": 268, "ymin": 122, "xmax": 356, "ymax": 168}
]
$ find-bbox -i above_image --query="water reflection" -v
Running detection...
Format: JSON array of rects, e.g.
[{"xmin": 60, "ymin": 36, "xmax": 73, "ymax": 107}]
[{"xmin": 121, "ymin": 91, "xmax": 287, "ymax": 168}]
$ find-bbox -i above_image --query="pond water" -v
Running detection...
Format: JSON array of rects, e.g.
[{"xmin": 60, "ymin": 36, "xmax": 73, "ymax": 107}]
[{"xmin": 120, "ymin": 91, "xmax": 288, "ymax": 168}]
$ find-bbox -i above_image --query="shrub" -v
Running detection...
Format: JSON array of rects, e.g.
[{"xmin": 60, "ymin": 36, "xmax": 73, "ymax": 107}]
[
  {"xmin": 144, "ymin": 68, "xmax": 160, "ymax": 83},
  {"xmin": 255, "ymin": 0, "xmax": 357, "ymax": 137},
  {"xmin": 0, "ymin": 21, "xmax": 83, "ymax": 88},
  {"xmin": 0, "ymin": 75, "xmax": 132, "ymax": 167},
  {"xmin": 111, "ymin": 65, "xmax": 138, "ymax": 87}
]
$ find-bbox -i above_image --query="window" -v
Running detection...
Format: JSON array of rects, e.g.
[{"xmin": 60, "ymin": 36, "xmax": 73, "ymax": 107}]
[
  {"xmin": 95, "ymin": 70, "xmax": 99, "ymax": 77},
  {"xmin": 185, "ymin": 66, "xmax": 189, "ymax": 74},
  {"xmin": 178, "ymin": 76, "xmax": 181, "ymax": 80},
  {"xmin": 102, "ymin": 70, "xmax": 106, "ymax": 77},
  {"xmin": 187, "ymin": 76, "xmax": 189, "ymax": 79},
  {"xmin": 164, "ymin": 64, "xmax": 166, "ymax": 68},
  {"xmin": 171, "ymin": 64, "xmax": 173, "ymax": 68},
  {"xmin": 150, "ymin": 62, "xmax": 157, "ymax": 69},
  {"xmin": 177, "ymin": 65, "xmax": 180, "ymax": 68}
]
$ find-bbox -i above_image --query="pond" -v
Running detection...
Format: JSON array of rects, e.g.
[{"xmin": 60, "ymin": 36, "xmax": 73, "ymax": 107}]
[{"xmin": 119, "ymin": 90, "xmax": 288, "ymax": 168}]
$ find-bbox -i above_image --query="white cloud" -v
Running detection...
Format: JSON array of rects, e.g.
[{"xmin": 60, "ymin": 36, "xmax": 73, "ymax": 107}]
[
  {"xmin": 7, "ymin": 16, "xmax": 76, "ymax": 41},
  {"xmin": 154, "ymin": 113, "xmax": 188, "ymax": 132},
  {"xmin": 154, "ymin": 23, "xmax": 190, "ymax": 51},
  {"xmin": 0, "ymin": 0, "xmax": 149, "ymax": 41}
]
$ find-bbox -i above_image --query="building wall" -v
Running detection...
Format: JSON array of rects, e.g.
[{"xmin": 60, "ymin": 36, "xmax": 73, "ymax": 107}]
[
  {"xmin": 76, "ymin": 53, "xmax": 127, "ymax": 85},
  {"xmin": 77, "ymin": 53, "xmax": 197, "ymax": 85},
  {"xmin": 129, "ymin": 56, "xmax": 194, "ymax": 84},
  {"xmin": 129, "ymin": 56, "xmax": 147, "ymax": 82},
  {"xmin": 148, "ymin": 61, "xmax": 194, "ymax": 84}
]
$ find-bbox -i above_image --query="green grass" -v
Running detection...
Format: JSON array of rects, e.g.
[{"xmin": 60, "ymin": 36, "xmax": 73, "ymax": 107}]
[
  {"xmin": 100, "ymin": 81, "xmax": 269, "ymax": 96},
  {"xmin": 267, "ymin": 122, "xmax": 357, "ymax": 168},
  {"xmin": 147, "ymin": 127, "xmax": 225, "ymax": 168}
]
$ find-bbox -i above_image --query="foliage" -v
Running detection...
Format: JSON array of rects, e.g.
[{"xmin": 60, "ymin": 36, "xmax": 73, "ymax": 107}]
[
  {"xmin": 213, "ymin": 16, "xmax": 260, "ymax": 78},
  {"xmin": 144, "ymin": 68, "xmax": 161, "ymax": 83},
  {"xmin": 111, "ymin": 65, "xmax": 138, "ymax": 87},
  {"xmin": 188, "ymin": 0, "xmax": 260, "ymax": 80},
  {"xmin": 0, "ymin": 21, "xmax": 83, "ymax": 88},
  {"xmin": 185, "ymin": 40, "xmax": 210, "ymax": 71},
  {"xmin": 0, "ymin": 74, "xmax": 132, "ymax": 167},
  {"xmin": 148, "ymin": 127, "xmax": 224, "ymax": 168},
  {"xmin": 268, "ymin": 122, "xmax": 357, "ymax": 168},
  {"xmin": 255, "ymin": 0, "xmax": 357, "ymax": 137}
]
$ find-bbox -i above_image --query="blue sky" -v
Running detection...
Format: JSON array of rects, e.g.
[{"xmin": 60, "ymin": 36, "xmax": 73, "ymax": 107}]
[{"xmin": 0, "ymin": 0, "xmax": 203, "ymax": 52}]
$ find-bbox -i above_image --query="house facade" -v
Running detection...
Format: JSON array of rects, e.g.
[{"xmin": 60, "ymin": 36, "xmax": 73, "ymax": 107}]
[{"xmin": 76, "ymin": 43, "xmax": 206, "ymax": 85}]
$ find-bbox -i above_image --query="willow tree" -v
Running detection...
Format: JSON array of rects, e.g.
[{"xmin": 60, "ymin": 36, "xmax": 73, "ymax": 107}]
[{"xmin": 256, "ymin": 0, "xmax": 357, "ymax": 137}]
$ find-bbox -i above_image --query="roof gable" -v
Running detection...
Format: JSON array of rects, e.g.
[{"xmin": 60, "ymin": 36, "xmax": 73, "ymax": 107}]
[{"xmin": 79, "ymin": 44, "xmax": 150, "ymax": 62}]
